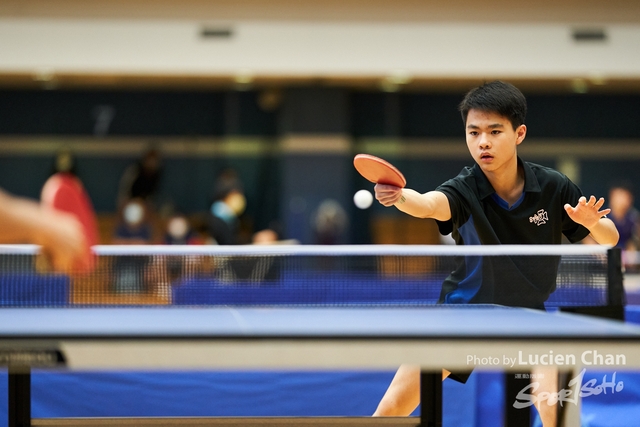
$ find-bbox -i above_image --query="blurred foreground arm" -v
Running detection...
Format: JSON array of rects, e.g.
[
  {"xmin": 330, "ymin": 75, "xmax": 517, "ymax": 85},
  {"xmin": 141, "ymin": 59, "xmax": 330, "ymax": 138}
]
[{"xmin": 0, "ymin": 189, "xmax": 90, "ymax": 274}]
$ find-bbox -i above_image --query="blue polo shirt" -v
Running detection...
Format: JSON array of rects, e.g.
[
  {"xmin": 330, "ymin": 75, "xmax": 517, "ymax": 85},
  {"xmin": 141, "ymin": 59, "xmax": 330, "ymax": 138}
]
[{"xmin": 435, "ymin": 158, "xmax": 590, "ymax": 309}]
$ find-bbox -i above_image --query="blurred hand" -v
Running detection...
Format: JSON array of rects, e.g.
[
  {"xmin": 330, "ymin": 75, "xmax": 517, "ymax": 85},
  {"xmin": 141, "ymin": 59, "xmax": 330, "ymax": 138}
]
[
  {"xmin": 375, "ymin": 184, "xmax": 404, "ymax": 207},
  {"xmin": 34, "ymin": 208, "xmax": 93, "ymax": 275}
]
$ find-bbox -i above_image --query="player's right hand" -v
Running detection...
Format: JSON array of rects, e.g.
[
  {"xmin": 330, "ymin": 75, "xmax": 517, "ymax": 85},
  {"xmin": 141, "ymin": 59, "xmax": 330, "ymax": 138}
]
[{"xmin": 375, "ymin": 184, "xmax": 403, "ymax": 207}]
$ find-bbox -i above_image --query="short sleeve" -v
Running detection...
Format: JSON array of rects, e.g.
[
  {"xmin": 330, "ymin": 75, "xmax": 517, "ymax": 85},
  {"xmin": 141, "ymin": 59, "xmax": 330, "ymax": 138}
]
[{"xmin": 435, "ymin": 178, "xmax": 468, "ymax": 236}]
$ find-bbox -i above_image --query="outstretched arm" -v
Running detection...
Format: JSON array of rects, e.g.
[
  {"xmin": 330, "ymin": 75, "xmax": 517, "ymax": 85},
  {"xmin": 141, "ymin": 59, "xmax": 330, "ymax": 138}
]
[
  {"xmin": 0, "ymin": 189, "xmax": 91, "ymax": 274},
  {"xmin": 565, "ymin": 196, "xmax": 619, "ymax": 246},
  {"xmin": 375, "ymin": 185, "xmax": 451, "ymax": 222}
]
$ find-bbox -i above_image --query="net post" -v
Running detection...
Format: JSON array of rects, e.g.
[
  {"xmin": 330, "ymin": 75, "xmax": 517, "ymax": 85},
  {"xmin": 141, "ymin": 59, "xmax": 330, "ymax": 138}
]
[
  {"xmin": 419, "ymin": 371, "xmax": 442, "ymax": 427},
  {"xmin": 561, "ymin": 247, "xmax": 625, "ymax": 321},
  {"xmin": 607, "ymin": 247, "xmax": 625, "ymax": 308},
  {"xmin": 8, "ymin": 368, "xmax": 31, "ymax": 427}
]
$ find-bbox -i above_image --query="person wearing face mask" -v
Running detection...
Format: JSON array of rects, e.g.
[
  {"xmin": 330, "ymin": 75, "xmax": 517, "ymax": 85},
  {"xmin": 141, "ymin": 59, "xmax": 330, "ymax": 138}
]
[
  {"xmin": 113, "ymin": 198, "xmax": 153, "ymax": 244},
  {"xmin": 112, "ymin": 198, "xmax": 153, "ymax": 294},
  {"xmin": 206, "ymin": 171, "xmax": 247, "ymax": 245},
  {"xmin": 164, "ymin": 213, "xmax": 201, "ymax": 245}
]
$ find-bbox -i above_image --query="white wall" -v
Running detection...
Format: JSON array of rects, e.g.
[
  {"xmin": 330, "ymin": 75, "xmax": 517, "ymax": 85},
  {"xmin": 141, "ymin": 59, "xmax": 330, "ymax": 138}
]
[{"xmin": 1, "ymin": 19, "xmax": 639, "ymax": 79}]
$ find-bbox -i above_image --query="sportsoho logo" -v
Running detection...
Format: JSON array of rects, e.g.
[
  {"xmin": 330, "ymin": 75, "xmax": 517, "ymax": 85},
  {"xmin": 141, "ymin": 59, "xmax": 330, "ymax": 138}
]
[
  {"xmin": 513, "ymin": 369, "xmax": 624, "ymax": 408},
  {"xmin": 529, "ymin": 209, "xmax": 548, "ymax": 226}
]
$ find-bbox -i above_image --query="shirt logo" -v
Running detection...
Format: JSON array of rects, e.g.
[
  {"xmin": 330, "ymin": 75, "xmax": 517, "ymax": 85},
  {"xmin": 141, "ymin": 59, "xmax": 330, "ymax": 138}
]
[{"xmin": 529, "ymin": 209, "xmax": 549, "ymax": 226}]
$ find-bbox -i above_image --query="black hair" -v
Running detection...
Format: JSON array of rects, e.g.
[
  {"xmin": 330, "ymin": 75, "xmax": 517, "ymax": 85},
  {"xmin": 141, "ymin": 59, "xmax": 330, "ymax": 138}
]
[
  {"xmin": 609, "ymin": 179, "xmax": 634, "ymax": 194},
  {"xmin": 458, "ymin": 81, "xmax": 527, "ymax": 130},
  {"xmin": 211, "ymin": 169, "xmax": 243, "ymax": 202}
]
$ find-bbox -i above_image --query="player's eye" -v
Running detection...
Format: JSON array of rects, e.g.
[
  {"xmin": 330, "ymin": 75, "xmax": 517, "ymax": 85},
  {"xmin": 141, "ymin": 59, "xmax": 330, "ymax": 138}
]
[
  {"xmin": 491, "ymin": 130, "xmax": 501, "ymax": 135},
  {"xmin": 469, "ymin": 131, "xmax": 478, "ymax": 136}
]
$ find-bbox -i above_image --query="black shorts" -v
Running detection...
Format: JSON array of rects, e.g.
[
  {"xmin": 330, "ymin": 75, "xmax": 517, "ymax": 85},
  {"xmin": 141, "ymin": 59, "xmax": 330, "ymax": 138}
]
[{"xmin": 446, "ymin": 370, "xmax": 472, "ymax": 384}]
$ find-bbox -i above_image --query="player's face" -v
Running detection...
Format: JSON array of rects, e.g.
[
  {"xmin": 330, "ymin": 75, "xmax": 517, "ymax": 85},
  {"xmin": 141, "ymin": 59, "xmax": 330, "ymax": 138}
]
[{"xmin": 465, "ymin": 109, "xmax": 526, "ymax": 174}]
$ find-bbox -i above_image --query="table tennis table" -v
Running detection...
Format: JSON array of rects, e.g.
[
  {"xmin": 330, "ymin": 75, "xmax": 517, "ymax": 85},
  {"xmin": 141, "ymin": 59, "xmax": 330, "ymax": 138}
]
[{"xmin": 2, "ymin": 305, "xmax": 640, "ymax": 427}]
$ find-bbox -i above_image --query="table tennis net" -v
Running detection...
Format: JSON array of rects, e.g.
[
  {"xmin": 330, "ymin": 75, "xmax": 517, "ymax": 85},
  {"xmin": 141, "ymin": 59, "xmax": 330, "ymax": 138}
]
[{"xmin": 0, "ymin": 245, "xmax": 623, "ymax": 309}]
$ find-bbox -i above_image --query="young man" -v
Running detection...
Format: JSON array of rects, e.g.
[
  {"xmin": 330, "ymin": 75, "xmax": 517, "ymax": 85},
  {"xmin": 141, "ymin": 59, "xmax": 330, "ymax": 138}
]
[{"xmin": 372, "ymin": 81, "xmax": 619, "ymax": 426}]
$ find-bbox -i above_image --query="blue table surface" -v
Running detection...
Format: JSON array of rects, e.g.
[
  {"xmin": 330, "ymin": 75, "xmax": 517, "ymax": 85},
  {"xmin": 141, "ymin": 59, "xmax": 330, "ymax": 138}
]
[{"xmin": 1, "ymin": 305, "xmax": 640, "ymax": 339}]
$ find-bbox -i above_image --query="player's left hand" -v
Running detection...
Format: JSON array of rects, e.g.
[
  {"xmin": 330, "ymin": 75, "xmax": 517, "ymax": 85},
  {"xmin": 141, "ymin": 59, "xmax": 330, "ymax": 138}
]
[{"xmin": 564, "ymin": 196, "xmax": 611, "ymax": 229}]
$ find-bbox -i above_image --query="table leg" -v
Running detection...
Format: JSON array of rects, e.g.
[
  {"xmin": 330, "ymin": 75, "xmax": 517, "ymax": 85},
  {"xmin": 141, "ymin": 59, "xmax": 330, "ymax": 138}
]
[
  {"xmin": 9, "ymin": 369, "xmax": 31, "ymax": 427},
  {"xmin": 419, "ymin": 371, "xmax": 442, "ymax": 427}
]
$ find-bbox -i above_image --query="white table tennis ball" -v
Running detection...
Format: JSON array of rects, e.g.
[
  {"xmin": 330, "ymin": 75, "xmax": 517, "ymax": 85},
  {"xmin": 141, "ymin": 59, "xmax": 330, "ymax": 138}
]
[{"xmin": 353, "ymin": 189, "xmax": 373, "ymax": 209}]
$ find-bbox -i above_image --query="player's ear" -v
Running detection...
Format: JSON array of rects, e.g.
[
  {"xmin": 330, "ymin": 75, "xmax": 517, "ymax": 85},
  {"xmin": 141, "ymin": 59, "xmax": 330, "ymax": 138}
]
[{"xmin": 515, "ymin": 124, "xmax": 527, "ymax": 145}]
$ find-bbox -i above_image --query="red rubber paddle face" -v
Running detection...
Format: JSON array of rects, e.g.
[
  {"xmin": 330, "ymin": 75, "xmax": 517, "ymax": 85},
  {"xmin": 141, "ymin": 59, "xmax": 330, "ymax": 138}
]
[
  {"xmin": 353, "ymin": 154, "xmax": 406, "ymax": 187},
  {"xmin": 41, "ymin": 172, "xmax": 99, "ymax": 273}
]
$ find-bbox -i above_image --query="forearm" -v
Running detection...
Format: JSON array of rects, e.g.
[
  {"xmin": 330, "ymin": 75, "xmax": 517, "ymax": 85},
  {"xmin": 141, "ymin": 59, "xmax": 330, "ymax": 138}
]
[
  {"xmin": 0, "ymin": 189, "xmax": 91, "ymax": 274},
  {"xmin": 564, "ymin": 196, "xmax": 619, "ymax": 247},
  {"xmin": 0, "ymin": 190, "xmax": 44, "ymax": 243},
  {"xmin": 394, "ymin": 189, "xmax": 451, "ymax": 221},
  {"xmin": 587, "ymin": 218, "xmax": 619, "ymax": 247}
]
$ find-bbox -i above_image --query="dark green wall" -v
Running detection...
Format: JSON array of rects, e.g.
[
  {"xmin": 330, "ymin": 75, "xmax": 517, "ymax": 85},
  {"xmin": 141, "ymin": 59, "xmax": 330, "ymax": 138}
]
[{"xmin": 1, "ymin": 87, "xmax": 639, "ymax": 243}]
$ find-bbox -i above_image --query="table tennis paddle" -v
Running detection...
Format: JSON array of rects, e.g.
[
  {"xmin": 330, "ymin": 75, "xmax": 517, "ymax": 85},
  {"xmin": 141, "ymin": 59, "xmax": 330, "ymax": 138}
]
[
  {"xmin": 40, "ymin": 172, "xmax": 99, "ymax": 273},
  {"xmin": 353, "ymin": 154, "xmax": 406, "ymax": 187}
]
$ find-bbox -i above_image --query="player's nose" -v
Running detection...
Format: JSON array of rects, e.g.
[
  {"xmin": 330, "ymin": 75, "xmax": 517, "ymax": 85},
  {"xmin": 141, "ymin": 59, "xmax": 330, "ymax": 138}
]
[{"xmin": 478, "ymin": 133, "xmax": 491, "ymax": 149}]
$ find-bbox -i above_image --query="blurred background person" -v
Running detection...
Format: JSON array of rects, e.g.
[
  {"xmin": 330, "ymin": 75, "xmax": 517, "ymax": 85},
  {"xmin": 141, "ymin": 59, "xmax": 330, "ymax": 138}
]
[
  {"xmin": 252, "ymin": 228, "xmax": 279, "ymax": 245},
  {"xmin": 609, "ymin": 181, "xmax": 640, "ymax": 270},
  {"xmin": 312, "ymin": 199, "xmax": 348, "ymax": 245},
  {"xmin": 164, "ymin": 213, "xmax": 202, "ymax": 245},
  {"xmin": 112, "ymin": 198, "xmax": 154, "ymax": 294},
  {"xmin": 113, "ymin": 198, "xmax": 153, "ymax": 245},
  {"xmin": 206, "ymin": 169, "xmax": 248, "ymax": 245},
  {"xmin": 117, "ymin": 148, "xmax": 163, "ymax": 210},
  {"xmin": 51, "ymin": 148, "xmax": 78, "ymax": 177}
]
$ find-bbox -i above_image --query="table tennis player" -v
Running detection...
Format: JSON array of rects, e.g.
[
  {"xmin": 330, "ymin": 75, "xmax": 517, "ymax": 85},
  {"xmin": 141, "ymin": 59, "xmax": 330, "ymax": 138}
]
[
  {"xmin": 372, "ymin": 81, "xmax": 619, "ymax": 427},
  {"xmin": 0, "ymin": 188, "xmax": 90, "ymax": 274}
]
